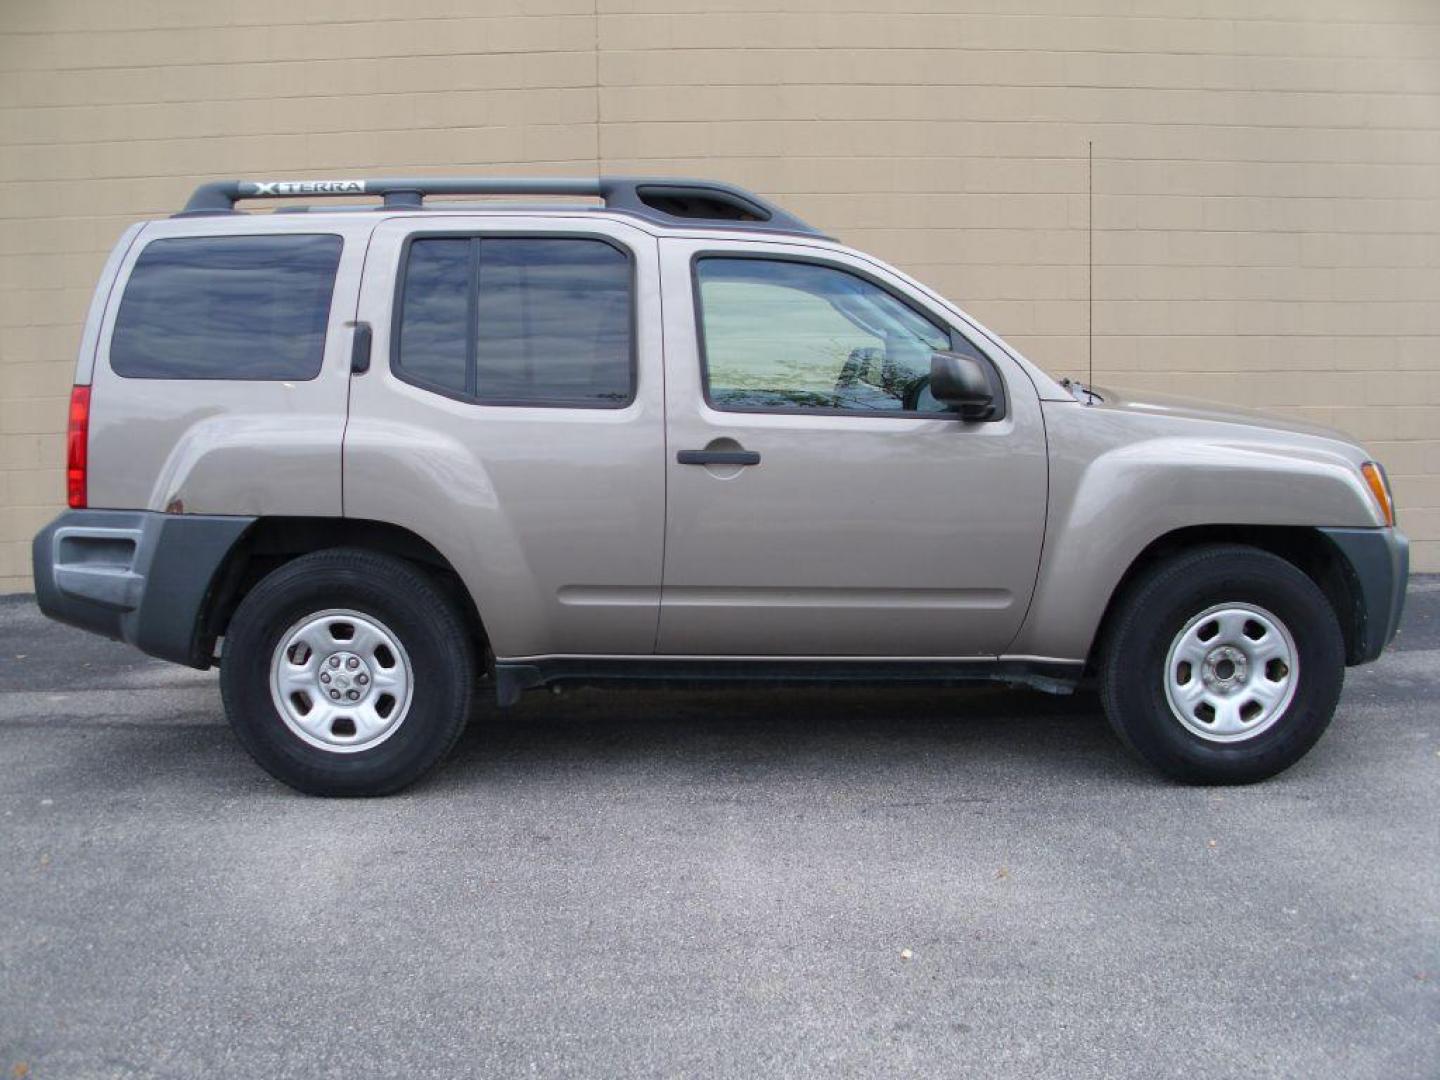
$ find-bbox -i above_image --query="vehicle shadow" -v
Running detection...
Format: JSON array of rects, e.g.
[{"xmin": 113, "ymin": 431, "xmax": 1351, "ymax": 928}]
[
  {"xmin": 10, "ymin": 684, "xmax": 1148, "ymax": 806},
  {"xmin": 433, "ymin": 682, "xmax": 1149, "ymax": 790}
]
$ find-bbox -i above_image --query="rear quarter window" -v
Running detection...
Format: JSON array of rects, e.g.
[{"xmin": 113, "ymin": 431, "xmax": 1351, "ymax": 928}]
[{"xmin": 110, "ymin": 234, "xmax": 343, "ymax": 380}]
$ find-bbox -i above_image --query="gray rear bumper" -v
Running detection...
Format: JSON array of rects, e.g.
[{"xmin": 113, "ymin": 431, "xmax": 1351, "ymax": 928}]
[
  {"xmin": 32, "ymin": 510, "xmax": 254, "ymax": 668},
  {"xmin": 1319, "ymin": 526, "xmax": 1409, "ymax": 664}
]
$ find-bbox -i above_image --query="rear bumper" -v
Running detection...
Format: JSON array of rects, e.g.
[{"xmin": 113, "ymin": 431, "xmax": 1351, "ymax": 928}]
[
  {"xmin": 1319, "ymin": 526, "xmax": 1409, "ymax": 665},
  {"xmin": 32, "ymin": 509, "xmax": 254, "ymax": 668}
]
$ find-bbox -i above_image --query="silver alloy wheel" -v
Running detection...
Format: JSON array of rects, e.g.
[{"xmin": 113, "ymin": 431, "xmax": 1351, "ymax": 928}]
[
  {"xmin": 1163, "ymin": 602, "xmax": 1299, "ymax": 743},
  {"xmin": 269, "ymin": 608, "xmax": 414, "ymax": 753}
]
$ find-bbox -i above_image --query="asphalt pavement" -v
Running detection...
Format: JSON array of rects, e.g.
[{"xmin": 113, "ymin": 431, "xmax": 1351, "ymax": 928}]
[{"xmin": 1, "ymin": 583, "xmax": 1437, "ymax": 1079}]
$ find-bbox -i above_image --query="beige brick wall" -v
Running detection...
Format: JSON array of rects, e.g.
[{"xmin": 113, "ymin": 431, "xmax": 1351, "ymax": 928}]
[{"xmin": 1, "ymin": 0, "xmax": 1437, "ymax": 590}]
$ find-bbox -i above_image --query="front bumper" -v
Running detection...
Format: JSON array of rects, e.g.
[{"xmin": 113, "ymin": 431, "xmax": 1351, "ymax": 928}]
[
  {"xmin": 32, "ymin": 509, "xmax": 254, "ymax": 668},
  {"xmin": 1318, "ymin": 526, "xmax": 1409, "ymax": 664}
]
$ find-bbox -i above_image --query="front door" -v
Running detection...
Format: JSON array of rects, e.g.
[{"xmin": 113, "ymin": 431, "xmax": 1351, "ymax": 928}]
[{"xmin": 657, "ymin": 238, "xmax": 1047, "ymax": 658}]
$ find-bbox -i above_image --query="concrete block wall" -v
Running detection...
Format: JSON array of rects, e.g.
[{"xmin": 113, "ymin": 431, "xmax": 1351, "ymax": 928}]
[{"xmin": 2, "ymin": 0, "xmax": 1437, "ymax": 589}]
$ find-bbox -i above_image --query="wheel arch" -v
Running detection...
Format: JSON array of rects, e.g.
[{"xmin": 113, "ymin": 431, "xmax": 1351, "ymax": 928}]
[
  {"xmin": 1085, "ymin": 524, "xmax": 1363, "ymax": 673},
  {"xmin": 200, "ymin": 516, "xmax": 489, "ymax": 664}
]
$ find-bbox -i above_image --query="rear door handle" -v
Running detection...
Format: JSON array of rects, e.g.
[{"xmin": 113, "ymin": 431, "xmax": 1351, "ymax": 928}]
[
  {"xmin": 677, "ymin": 449, "xmax": 761, "ymax": 466},
  {"xmin": 350, "ymin": 322, "xmax": 373, "ymax": 374}
]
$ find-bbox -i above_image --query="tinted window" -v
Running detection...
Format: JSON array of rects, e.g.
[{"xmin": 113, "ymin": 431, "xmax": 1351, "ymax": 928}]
[
  {"xmin": 396, "ymin": 238, "xmax": 471, "ymax": 394},
  {"xmin": 111, "ymin": 234, "xmax": 342, "ymax": 380},
  {"xmin": 395, "ymin": 236, "xmax": 633, "ymax": 407},
  {"xmin": 695, "ymin": 258, "xmax": 953, "ymax": 413}
]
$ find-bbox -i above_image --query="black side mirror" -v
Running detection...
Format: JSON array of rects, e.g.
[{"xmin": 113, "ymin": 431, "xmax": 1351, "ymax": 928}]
[{"xmin": 929, "ymin": 350, "xmax": 995, "ymax": 419}]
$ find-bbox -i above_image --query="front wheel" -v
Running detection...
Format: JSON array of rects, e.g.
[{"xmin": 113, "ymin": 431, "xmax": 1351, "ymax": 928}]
[
  {"xmin": 1099, "ymin": 544, "xmax": 1345, "ymax": 784},
  {"xmin": 220, "ymin": 548, "xmax": 476, "ymax": 796}
]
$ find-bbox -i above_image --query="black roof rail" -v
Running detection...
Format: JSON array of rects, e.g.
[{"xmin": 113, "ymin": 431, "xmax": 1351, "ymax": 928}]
[{"xmin": 178, "ymin": 176, "xmax": 825, "ymax": 237}]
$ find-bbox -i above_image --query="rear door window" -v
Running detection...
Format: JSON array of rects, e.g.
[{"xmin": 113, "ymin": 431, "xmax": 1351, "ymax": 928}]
[
  {"xmin": 393, "ymin": 237, "xmax": 471, "ymax": 394},
  {"xmin": 110, "ymin": 234, "xmax": 343, "ymax": 380},
  {"xmin": 394, "ymin": 236, "xmax": 633, "ymax": 407}
]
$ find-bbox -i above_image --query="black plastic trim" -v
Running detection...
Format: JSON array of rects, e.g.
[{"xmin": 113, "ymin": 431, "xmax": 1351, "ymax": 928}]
[
  {"xmin": 689, "ymin": 251, "xmax": 1009, "ymax": 423},
  {"xmin": 677, "ymin": 449, "xmax": 761, "ymax": 466},
  {"xmin": 1318, "ymin": 526, "xmax": 1409, "ymax": 664},
  {"xmin": 349, "ymin": 322, "xmax": 372, "ymax": 374},
  {"xmin": 492, "ymin": 656, "xmax": 1083, "ymax": 706},
  {"xmin": 33, "ymin": 510, "xmax": 255, "ymax": 669}
]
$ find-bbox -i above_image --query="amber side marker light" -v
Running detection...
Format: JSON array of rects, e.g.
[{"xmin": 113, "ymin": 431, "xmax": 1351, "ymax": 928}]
[
  {"xmin": 66, "ymin": 384, "xmax": 90, "ymax": 509},
  {"xmin": 1361, "ymin": 461, "xmax": 1395, "ymax": 527}
]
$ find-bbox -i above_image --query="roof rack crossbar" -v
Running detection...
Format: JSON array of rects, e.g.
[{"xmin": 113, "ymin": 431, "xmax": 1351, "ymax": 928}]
[{"xmin": 179, "ymin": 176, "xmax": 822, "ymax": 236}]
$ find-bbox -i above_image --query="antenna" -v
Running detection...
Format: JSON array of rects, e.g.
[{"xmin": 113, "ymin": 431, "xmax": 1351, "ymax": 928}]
[{"xmin": 1087, "ymin": 139, "xmax": 1094, "ymax": 401}]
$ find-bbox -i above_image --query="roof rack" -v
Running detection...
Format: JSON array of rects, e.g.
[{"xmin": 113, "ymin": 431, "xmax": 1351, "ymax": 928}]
[{"xmin": 178, "ymin": 176, "xmax": 825, "ymax": 237}]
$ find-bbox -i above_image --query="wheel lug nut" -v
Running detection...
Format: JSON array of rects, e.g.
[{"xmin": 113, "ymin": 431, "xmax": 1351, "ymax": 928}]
[
  {"xmin": 320, "ymin": 673, "xmax": 330, "ymax": 684},
  {"xmin": 328, "ymin": 656, "xmax": 340, "ymax": 668},
  {"xmin": 329, "ymin": 689, "xmax": 341, "ymax": 700},
  {"xmin": 347, "ymin": 690, "xmax": 359, "ymax": 700},
  {"xmin": 356, "ymin": 674, "xmax": 369, "ymax": 685},
  {"xmin": 346, "ymin": 657, "xmax": 359, "ymax": 669}
]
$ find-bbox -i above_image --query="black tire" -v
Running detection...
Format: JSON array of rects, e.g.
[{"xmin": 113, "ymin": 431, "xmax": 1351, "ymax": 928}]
[
  {"xmin": 1099, "ymin": 544, "xmax": 1345, "ymax": 784},
  {"xmin": 219, "ymin": 548, "xmax": 475, "ymax": 796}
]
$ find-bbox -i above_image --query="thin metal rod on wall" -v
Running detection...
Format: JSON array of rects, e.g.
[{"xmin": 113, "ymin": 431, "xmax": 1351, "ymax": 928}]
[{"xmin": 1088, "ymin": 139, "xmax": 1094, "ymax": 398}]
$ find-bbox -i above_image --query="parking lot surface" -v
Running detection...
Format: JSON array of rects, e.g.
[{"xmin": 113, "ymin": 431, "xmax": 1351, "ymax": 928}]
[{"xmin": 2, "ymin": 583, "xmax": 1437, "ymax": 1079}]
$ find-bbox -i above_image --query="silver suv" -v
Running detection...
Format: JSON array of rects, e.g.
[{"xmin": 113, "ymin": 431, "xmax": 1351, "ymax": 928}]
[{"xmin": 33, "ymin": 177, "xmax": 1408, "ymax": 795}]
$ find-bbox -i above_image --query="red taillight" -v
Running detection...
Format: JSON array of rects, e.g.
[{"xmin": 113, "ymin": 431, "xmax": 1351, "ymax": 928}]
[{"xmin": 66, "ymin": 384, "xmax": 90, "ymax": 509}]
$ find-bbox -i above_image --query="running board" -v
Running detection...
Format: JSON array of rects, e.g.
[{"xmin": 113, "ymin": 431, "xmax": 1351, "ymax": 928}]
[{"xmin": 492, "ymin": 656, "xmax": 1084, "ymax": 707}]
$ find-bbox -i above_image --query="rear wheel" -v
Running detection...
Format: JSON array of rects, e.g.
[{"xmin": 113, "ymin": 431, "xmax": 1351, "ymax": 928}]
[
  {"xmin": 220, "ymin": 548, "xmax": 475, "ymax": 796},
  {"xmin": 1099, "ymin": 544, "xmax": 1345, "ymax": 783}
]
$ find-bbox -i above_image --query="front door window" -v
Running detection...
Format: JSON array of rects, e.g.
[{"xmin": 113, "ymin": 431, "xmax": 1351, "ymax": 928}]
[{"xmin": 695, "ymin": 257, "xmax": 955, "ymax": 415}]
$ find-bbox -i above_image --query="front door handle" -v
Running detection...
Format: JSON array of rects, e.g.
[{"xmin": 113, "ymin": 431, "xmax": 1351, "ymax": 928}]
[{"xmin": 677, "ymin": 449, "xmax": 761, "ymax": 466}]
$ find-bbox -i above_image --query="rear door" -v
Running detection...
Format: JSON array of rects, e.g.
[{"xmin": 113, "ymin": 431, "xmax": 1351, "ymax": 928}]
[
  {"xmin": 657, "ymin": 237, "xmax": 1048, "ymax": 658},
  {"xmin": 344, "ymin": 216, "xmax": 666, "ymax": 659}
]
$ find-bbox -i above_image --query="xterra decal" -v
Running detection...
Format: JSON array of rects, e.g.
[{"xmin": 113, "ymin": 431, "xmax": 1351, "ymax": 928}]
[{"xmin": 246, "ymin": 180, "xmax": 367, "ymax": 196}]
